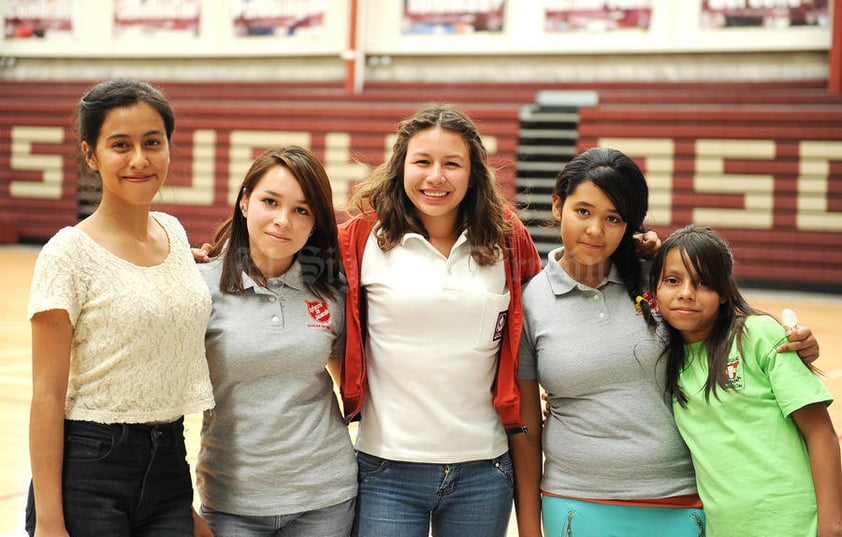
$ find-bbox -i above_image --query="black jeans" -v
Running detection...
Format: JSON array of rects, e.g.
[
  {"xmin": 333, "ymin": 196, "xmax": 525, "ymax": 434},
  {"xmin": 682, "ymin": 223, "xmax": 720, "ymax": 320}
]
[{"xmin": 26, "ymin": 418, "xmax": 194, "ymax": 536}]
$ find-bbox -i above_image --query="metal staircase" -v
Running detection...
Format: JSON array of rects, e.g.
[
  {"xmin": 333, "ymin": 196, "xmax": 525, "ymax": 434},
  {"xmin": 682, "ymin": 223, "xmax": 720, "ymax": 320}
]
[{"xmin": 515, "ymin": 90, "xmax": 598, "ymax": 261}]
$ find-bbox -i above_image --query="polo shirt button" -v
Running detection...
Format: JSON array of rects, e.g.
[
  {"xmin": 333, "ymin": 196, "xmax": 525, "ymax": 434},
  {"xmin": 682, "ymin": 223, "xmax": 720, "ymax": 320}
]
[
  {"xmin": 593, "ymin": 294, "xmax": 599, "ymax": 301},
  {"xmin": 598, "ymin": 312, "xmax": 605, "ymax": 319},
  {"xmin": 268, "ymin": 296, "xmax": 276, "ymax": 302},
  {"xmin": 271, "ymin": 316, "xmax": 279, "ymax": 323}
]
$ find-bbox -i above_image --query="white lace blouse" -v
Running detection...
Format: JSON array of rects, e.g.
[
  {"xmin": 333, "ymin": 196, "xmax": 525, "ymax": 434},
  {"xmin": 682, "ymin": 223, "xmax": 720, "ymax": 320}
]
[{"xmin": 28, "ymin": 211, "xmax": 214, "ymax": 424}]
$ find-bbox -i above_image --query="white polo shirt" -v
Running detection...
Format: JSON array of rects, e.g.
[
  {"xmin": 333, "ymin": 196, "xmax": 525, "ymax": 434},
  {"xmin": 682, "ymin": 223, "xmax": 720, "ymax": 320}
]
[{"xmin": 356, "ymin": 230, "xmax": 510, "ymax": 463}]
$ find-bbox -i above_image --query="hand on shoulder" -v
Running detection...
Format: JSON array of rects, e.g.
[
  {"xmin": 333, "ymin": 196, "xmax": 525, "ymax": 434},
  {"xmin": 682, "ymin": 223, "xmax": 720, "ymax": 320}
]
[{"xmin": 192, "ymin": 243, "xmax": 212, "ymax": 263}]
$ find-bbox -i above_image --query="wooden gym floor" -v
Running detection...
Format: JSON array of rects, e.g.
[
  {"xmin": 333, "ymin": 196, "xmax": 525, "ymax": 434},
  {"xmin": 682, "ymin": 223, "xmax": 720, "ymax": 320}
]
[{"xmin": 1, "ymin": 244, "xmax": 841, "ymax": 536}]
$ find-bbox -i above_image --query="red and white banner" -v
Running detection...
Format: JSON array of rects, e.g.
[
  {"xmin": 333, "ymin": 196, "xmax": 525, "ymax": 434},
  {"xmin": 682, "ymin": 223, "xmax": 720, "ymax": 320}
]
[
  {"xmin": 544, "ymin": 0, "xmax": 653, "ymax": 32},
  {"xmin": 113, "ymin": 0, "xmax": 201, "ymax": 38},
  {"xmin": 230, "ymin": 0, "xmax": 325, "ymax": 37},
  {"xmin": 402, "ymin": 0, "xmax": 506, "ymax": 35},
  {"xmin": 700, "ymin": 0, "xmax": 828, "ymax": 29},
  {"xmin": 4, "ymin": 0, "xmax": 74, "ymax": 39}
]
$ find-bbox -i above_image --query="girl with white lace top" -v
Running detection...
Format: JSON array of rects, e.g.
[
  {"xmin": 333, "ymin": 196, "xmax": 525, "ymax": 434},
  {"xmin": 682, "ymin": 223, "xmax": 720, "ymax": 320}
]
[{"xmin": 26, "ymin": 78, "xmax": 214, "ymax": 537}]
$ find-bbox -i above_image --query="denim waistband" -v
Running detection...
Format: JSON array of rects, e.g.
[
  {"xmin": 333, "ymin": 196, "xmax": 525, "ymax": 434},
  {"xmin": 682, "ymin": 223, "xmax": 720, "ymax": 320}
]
[{"xmin": 64, "ymin": 417, "xmax": 185, "ymax": 442}]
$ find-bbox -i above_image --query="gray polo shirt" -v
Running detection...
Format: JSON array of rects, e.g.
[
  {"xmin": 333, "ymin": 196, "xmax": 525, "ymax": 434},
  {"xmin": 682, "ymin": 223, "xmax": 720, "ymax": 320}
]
[
  {"xmin": 196, "ymin": 258, "xmax": 357, "ymax": 515},
  {"xmin": 519, "ymin": 247, "xmax": 697, "ymax": 500}
]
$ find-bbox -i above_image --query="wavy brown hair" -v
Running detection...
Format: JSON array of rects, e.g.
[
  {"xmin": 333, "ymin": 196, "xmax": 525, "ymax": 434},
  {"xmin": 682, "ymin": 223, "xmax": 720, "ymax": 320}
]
[{"xmin": 347, "ymin": 103, "xmax": 512, "ymax": 266}]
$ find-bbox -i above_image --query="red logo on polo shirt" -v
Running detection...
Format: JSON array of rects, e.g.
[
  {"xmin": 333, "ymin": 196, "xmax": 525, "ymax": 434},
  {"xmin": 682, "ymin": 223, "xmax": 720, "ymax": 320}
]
[{"xmin": 306, "ymin": 301, "xmax": 331, "ymax": 324}]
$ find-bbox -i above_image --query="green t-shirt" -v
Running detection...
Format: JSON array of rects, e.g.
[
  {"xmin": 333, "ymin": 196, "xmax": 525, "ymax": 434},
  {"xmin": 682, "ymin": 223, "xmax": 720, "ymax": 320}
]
[{"xmin": 672, "ymin": 315, "xmax": 832, "ymax": 537}]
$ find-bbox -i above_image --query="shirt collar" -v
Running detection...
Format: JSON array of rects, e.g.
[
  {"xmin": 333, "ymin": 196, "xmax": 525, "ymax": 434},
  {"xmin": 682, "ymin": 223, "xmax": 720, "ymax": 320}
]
[
  {"xmin": 240, "ymin": 258, "xmax": 306, "ymax": 293},
  {"xmin": 544, "ymin": 246, "xmax": 623, "ymax": 296},
  {"xmin": 400, "ymin": 229, "xmax": 469, "ymax": 250}
]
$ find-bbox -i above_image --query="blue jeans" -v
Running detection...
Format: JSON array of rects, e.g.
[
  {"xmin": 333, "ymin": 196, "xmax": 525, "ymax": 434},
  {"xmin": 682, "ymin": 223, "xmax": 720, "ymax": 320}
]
[
  {"xmin": 352, "ymin": 451, "xmax": 514, "ymax": 537},
  {"xmin": 25, "ymin": 418, "xmax": 194, "ymax": 537},
  {"xmin": 200, "ymin": 498, "xmax": 355, "ymax": 537}
]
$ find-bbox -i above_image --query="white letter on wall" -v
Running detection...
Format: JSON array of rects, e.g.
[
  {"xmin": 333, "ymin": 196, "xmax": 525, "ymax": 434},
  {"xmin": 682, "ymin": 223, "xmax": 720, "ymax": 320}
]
[
  {"xmin": 324, "ymin": 132, "xmax": 374, "ymax": 209},
  {"xmin": 598, "ymin": 137, "xmax": 674, "ymax": 227},
  {"xmin": 797, "ymin": 141, "xmax": 842, "ymax": 231},
  {"xmin": 161, "ymin": 129, "xmax": 215, "ymax": 205},
  {"xmin": 10, "ymin": 126, "xmax": 64, "ymax": 199},
  {"xmin": 228, "ymin": 131, "xmax": 311, "ymax": 205},
  {"xmin": 694, "ymin": 139, "xmax": 774, "ymax": 229}
]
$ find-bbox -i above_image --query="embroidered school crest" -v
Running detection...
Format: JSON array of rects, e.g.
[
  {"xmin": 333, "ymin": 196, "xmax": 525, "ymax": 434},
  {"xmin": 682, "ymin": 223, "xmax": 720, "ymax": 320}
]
[
  {"xmin": 725, "ymin": 358, "xmax": 744, "ymax": 389},
  {"xmin": 306, "ymin": 300, "xmax": 331, "ymax": 325}
]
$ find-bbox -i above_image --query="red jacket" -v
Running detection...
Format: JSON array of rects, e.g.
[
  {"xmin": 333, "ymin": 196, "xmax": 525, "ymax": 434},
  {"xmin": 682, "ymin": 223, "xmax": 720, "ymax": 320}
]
[{"xmin": 338, "ymin": 210, "xmax": 542, "ymax": 434}]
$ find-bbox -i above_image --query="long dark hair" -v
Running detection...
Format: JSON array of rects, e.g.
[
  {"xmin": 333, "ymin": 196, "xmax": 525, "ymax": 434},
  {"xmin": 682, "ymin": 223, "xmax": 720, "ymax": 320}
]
[
  {"xmin": 554, "ymin": 147, "xmax": 653, "ymax": 323},
  {"xmin": 651, "ymin": 225, "xmax": 762, "ymax": 405},
  {"xmin": 348, "ymin": 103, "xmax": 512, "ymax": 267},
  {"xmin": 208, "ymin": 145, "xmax": 343, "ymax": 300}
]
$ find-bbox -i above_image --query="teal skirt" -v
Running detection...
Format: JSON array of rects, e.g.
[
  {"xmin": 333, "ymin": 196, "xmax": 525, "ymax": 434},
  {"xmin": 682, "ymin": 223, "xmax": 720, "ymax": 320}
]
[{"xmin": 542, "ymin": 495, "xmax": 705, "ymax": 537}]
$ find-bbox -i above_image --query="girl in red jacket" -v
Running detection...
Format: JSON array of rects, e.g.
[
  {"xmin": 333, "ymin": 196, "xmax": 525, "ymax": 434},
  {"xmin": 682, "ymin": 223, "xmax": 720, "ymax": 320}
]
[{"xmin": 339, "ymin": 103, "xmax": 541, "ymax": 537}]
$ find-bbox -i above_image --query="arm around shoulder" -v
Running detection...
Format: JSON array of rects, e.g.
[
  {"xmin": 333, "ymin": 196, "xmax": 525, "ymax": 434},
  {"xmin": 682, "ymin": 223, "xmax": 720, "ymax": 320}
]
[{"xmin": 777, "ymin": 324, "xmax": 820, "ymax": 364}]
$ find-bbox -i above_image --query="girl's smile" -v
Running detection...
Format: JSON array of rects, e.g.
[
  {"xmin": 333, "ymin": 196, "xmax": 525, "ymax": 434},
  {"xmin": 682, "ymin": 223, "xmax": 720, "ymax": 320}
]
[
  {"xmin": 403, "ymin": 126, "xmax": 471, "ymax": 235},
  {"xmin": 82, "ymin": 101, "xmax": 170, "ymax": 209}
]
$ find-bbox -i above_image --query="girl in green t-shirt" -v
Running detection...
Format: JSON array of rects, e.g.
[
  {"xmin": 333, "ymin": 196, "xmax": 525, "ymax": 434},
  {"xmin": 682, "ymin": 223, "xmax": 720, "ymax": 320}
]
[{"xmin": 652, "ymin": 224, "xmax": 842, "ymax": 537}]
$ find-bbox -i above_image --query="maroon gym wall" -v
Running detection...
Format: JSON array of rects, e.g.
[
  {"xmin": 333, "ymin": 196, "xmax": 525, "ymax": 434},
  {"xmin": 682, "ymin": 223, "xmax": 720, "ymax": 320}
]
[{"xmin": 1, "ymin": 79, "xmax": 840, "ymax": 290}]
